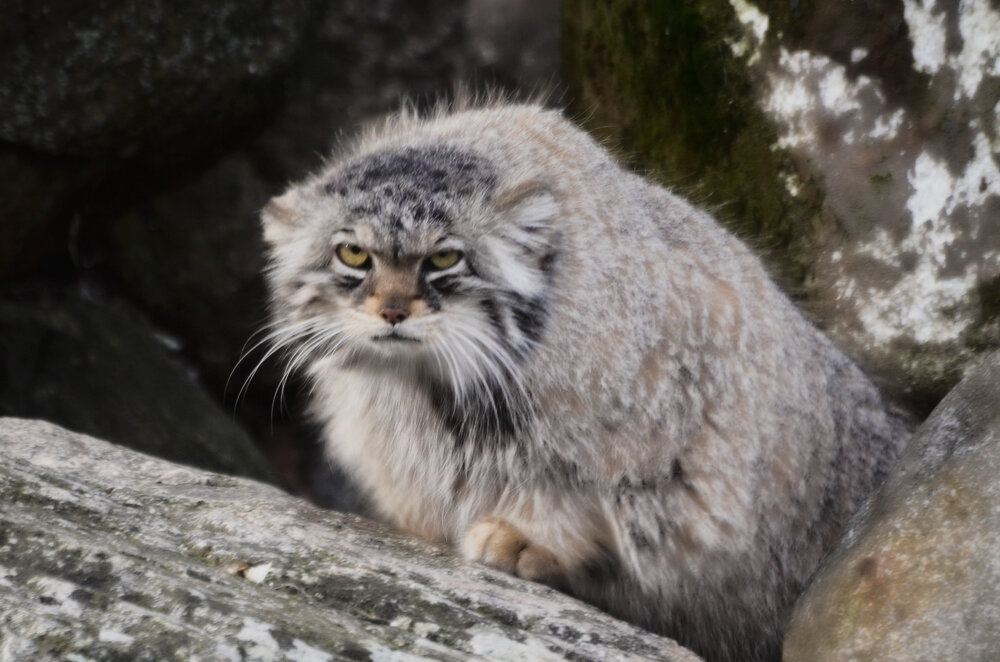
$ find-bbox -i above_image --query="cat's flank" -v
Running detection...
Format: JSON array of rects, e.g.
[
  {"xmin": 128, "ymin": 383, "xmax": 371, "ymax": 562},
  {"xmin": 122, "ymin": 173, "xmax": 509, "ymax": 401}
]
[{"xmin": 260, "ymin": 102, "xmax": 909, "ymax": 661}]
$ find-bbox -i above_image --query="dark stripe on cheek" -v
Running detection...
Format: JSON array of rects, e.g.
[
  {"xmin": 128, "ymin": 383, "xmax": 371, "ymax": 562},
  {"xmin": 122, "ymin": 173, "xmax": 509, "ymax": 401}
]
[
  {"xmin": 510, "ymin": 296, "xmax": 547, "ymax": 342},
  {"xmin": 480, "ymin": 298, "xmax": 505, "ymax": 337},
  {"xmin": 423, "ymin": 285, "xmax": 443, "ymax": 312}
]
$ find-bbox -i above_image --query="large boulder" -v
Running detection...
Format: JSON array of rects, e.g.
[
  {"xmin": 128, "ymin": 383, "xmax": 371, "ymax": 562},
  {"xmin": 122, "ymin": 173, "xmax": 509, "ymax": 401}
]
[
  {"xmin": 0, "ymin": 417, "xmax": 700, "ymax": 661},
  {"xmin": 0, "ymin": 0, "xmax": 326, "ymax": 279},
  {"xmin": 0, "ymin": 300, "xmax": 273, "ymax": 483},
  {"xmin": 783, "ymin": 349, "xmax": 1000, "ymax": 660},
  {"xmin": 562, "ymin": 0, "xmax": 1000, "ymax": 410}
]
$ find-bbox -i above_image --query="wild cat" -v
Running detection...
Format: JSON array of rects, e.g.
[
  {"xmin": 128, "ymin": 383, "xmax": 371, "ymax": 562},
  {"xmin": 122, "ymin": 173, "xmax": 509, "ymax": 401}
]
[{"xmin": 259, "ymin": 101, "xmax": 909, "ymax": 661}]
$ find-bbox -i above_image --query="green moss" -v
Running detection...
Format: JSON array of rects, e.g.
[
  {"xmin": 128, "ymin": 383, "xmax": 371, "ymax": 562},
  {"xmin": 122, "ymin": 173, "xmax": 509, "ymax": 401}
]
[
  {"xmin": 869, "ymin": 171, "xmax": 894, "ymax": 188},
  {"xmin": 35, "ymin": 631, "xmax": 76, "ymax": 655},
  {"xmin": 562, "ymin": 0, "xmax": 823, "ymax": 295}
]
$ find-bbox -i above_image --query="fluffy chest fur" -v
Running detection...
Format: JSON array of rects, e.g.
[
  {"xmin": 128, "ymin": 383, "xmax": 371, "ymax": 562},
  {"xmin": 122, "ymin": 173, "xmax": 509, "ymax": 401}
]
[{"xmin": 310, "ymin": 360, "xmax": 513, "ymax": 541}]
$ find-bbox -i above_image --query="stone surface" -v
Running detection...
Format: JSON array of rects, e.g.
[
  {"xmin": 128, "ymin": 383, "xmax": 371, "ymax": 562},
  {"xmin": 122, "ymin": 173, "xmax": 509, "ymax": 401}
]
[
  {"xmin": 0, "ymin": 417, "xmax": 700, "ymax": 661},
  {"xmin": 562, "ymin": 0, "xmax": 1000, "ymax": 410},
  {"xmin": 105, "ymin": 155, "xmax": 274, "ymax": 394},
  {"xmin": 0, "ymin": 0, "xmax": 324, "ymax": 278},
  {"xmin": 0, "ymin": 0, "xmax": 322, "ymax": 157},
  {"xmin": 0, "ymin": 300, "xmax": 273, "ymax": 484},
  {"xmin": 783, "ymin": 349, "xmax": 1000, "ymax": 661}
]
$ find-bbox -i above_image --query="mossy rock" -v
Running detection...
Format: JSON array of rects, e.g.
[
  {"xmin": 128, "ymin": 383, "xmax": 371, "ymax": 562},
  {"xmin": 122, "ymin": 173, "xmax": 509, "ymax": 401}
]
[
  {"xmin": 561, "ymin": 0, "xmax": 820, "ymax": 297},
  {"xmin": 561, "ymin": 1, "xmax": 1000, "ymax": 411}
]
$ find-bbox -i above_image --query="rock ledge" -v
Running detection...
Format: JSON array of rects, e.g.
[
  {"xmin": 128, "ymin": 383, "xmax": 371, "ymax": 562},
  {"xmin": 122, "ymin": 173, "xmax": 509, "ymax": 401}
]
[{"xmin": 0, "ymin": 417, "xmax": 698, "ymax": 661}]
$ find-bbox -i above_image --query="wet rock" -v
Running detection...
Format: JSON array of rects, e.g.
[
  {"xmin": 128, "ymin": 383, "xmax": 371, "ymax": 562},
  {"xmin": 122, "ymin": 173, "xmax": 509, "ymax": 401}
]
[
  {"xmin": 783, "ymin": 349, "xmax": 1000, "ymax": 661},
  {"xmin": 562, "ymin": 0, "xmax": 1000, "ymax": 410},
  {"xmin": 0, "ymin": 299, "xmax": 273, "ymax": 483},
  {"xmin": 0, "ymin": 417, "xmax": 701, "ymax": 661}
]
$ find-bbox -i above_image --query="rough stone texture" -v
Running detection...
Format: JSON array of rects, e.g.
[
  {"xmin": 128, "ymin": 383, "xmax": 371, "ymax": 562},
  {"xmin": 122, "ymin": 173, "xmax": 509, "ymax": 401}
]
[
  {"xmin": 782, "ymin": 349, "xmax": 1000, "ymax": 661},
  {"xmin": 0, "ymin": 300, "xmax": 273, "ymax": 484},
  {"xmin": 562, "ymin": 0, "xmax": 1000, "ymax": 410},
  {"xmin": 0, "ymin": 1, "xmax": 322, "ymax": 157},
  {"xmin": 104, "ymin": 155, "xmax": 275, "ymax": 396},
  {"xmin": 0, "ymin": 418, "xmax": 700, "ymax": 662},
  {"xmin": 0, "ymin": 0, "xmax": 325, "ymax": 278}
]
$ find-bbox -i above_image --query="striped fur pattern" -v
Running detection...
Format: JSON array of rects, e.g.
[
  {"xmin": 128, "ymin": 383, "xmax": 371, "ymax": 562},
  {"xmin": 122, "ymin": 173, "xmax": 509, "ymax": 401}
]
[{"xmin": 260, "ymin": 102, "xmax": 910, "ymax": 661}]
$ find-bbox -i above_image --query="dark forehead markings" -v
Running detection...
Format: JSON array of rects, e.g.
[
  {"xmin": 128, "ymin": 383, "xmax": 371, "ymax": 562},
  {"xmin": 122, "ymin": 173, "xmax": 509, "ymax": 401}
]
[{"xmin": 324, "ymin": 146, "xmax": 497, "ymax": 228}]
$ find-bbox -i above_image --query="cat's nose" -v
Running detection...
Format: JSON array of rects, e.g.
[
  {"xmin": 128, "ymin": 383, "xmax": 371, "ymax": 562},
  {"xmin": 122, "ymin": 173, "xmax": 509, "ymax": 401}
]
[{"xmin": 380, "ymin": 308, "xmax": 409, "ymax": 325}]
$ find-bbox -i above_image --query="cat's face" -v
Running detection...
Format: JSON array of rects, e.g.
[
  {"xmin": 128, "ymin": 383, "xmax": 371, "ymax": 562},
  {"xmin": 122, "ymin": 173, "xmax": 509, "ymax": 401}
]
[{"xmin": 261, "ymin": 145, "xmax": 559, "ymax": 398}]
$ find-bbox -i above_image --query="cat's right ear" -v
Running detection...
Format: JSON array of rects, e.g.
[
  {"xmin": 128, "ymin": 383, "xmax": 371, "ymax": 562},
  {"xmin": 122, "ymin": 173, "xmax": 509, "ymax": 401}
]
[{"xmin": 261, "ymin": 189, "xmax": 303, "ymax": 245}]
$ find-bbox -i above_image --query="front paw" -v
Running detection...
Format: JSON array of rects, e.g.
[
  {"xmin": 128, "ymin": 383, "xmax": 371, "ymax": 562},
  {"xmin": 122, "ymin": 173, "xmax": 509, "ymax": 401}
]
[{"xmin": 461, "ymin": 517, "xmax": 564, "ymax": 587}]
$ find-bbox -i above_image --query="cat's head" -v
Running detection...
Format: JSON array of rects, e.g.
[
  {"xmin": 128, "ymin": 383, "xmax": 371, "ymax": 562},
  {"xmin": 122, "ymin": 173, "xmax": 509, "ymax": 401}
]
[{"xmin": 260, "ymin": 143, "xmax": 559, "ymax": 396}]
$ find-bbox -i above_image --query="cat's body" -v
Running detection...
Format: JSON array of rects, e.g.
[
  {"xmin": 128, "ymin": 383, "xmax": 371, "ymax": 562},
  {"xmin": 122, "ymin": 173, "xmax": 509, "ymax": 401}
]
[{"xmin": 261, "ymin": 103, "xmax": 910, "ymax": 661}]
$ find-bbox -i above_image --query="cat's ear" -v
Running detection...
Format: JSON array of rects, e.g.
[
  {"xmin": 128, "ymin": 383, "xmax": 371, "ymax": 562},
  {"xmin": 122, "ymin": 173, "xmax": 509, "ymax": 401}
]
[
  {"xmin": 494, "ymin": 183, "xmax": 559, "ymax": 258},
  {"xmin": 261, "ymin": 189, "xmax": 304, "ymax": 246}
]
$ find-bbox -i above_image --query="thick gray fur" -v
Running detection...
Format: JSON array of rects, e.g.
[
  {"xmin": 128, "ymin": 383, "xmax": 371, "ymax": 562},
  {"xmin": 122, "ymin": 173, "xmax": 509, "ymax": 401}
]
[{"xmin": 259, "ymin": 102, "xmax": 911, "ymax": 662}]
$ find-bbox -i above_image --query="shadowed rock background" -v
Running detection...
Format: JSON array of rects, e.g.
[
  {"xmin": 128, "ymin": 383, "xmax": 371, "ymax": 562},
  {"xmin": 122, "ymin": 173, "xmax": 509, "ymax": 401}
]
[{"xmin": 2, "ymin": 0, "xmax": 999, "ymax": 660}]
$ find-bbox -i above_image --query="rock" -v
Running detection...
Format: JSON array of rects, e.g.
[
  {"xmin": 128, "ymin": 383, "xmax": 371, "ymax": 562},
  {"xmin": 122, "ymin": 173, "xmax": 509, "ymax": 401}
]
[
  {"xmin": 0, "ymin": 299, "xmax": 273, "ymax": 484},
  {"xmin": 0, "ymin": 1, "xmax": 322, "ymax": 157},
  {"xmin": 0, "ymin": 417, "xmax": 701, "ymax": 661},
  {"xmin": 562, "ymin": 0, "xmax": 1000, "ymax": 410},
  {"xmin": 104, "ymin": 154, "xmax": 274, "ymax": 393},
  {"xmin": 0, "ymin": 0, "xmax": 324, "ymax": 278},
  {"xmin": 465, "ymin": 0, "xmax": 561, "ymax": 94},
  {"xmin": 783, "ymin": 349, "xmax": 1000, "ymax": 661}
]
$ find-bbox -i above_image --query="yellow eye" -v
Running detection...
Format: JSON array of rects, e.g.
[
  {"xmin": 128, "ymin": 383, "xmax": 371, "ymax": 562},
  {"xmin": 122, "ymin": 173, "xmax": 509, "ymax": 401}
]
[
  {"xmin": 337, "ymin": 244, "xmax": 370, "ymax": 268},
  {"xmin": 428, "ymin": 250, "xmax": 461, "ymax": 270}
]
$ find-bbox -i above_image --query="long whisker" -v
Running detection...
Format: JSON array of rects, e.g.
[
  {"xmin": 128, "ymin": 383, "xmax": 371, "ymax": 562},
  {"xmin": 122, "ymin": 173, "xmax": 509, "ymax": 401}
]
[
  {"xmin": 447, "ymin": 325, "xmax": 504, "ymax": 423},
  {"xmin": 231, "ymin": 318, "xmax": 324, "ymax": 409},
  {"xmin": 271, "ymin": 323, "xmax": 348, "ymax": 419}
]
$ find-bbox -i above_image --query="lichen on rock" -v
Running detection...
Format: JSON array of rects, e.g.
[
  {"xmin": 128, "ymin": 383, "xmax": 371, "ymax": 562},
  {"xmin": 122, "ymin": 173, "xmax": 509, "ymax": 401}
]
[
  {"xmin": 0, "ymin": 417, "xmax": 700, "ymax": 661},
  {"xmin": 561, "ymin": 0, "xmax": 1000, "ymax": 410}
]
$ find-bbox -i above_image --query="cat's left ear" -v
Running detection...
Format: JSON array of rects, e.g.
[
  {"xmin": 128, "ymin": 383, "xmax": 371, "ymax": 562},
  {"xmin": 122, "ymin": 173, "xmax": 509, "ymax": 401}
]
[
  {"xmin": 261, "ymin": 189, "xmax": 304, "ymax": 246},
  {"xmin": 493, "ymin": 183, "xmax": 560, "ymax": 260}
]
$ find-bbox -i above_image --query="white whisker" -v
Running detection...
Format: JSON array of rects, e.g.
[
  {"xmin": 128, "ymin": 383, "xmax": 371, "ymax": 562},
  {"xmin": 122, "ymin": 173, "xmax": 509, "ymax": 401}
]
[{"xmin": 232, "ymin": 318, "xmax": 326, "ymax": 408}]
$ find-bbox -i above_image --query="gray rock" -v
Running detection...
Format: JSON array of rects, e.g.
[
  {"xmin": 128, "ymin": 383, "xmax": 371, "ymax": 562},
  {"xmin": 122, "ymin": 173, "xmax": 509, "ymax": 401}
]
[
  {"xmin": 0, "ymin": 1, "xmax": 322, "ymax": 157},
  {"xmin": 562, "ymin": 0, "xmax": 1000, "ymax": 408},
  {"xmin": 783, "ymin": 349, "xmax": 1000, "ymax": 661},
  {"xmin": 0, "ymin": 417, "xmax": 700, "ymax": 661},
  {"xmin": 465, "ymin": 0, "xmax": 561, "ymax": 94},
  {"xmin": 0, "ymin": 0, "xmax": 325, "ymax": 279},
  {"xmin": 0, "ymin": 300, "xmax": 273, "ymax": 484},
  {"xmin": 105, "ymin": 154, "xmax": 274, "ymax": 393}
]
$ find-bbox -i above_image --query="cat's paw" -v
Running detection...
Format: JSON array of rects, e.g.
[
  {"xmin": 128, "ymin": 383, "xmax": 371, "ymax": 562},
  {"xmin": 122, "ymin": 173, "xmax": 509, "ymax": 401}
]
[{"xmin": 461, "ymin": 517, "xmax": 564, "ymax": 586}]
